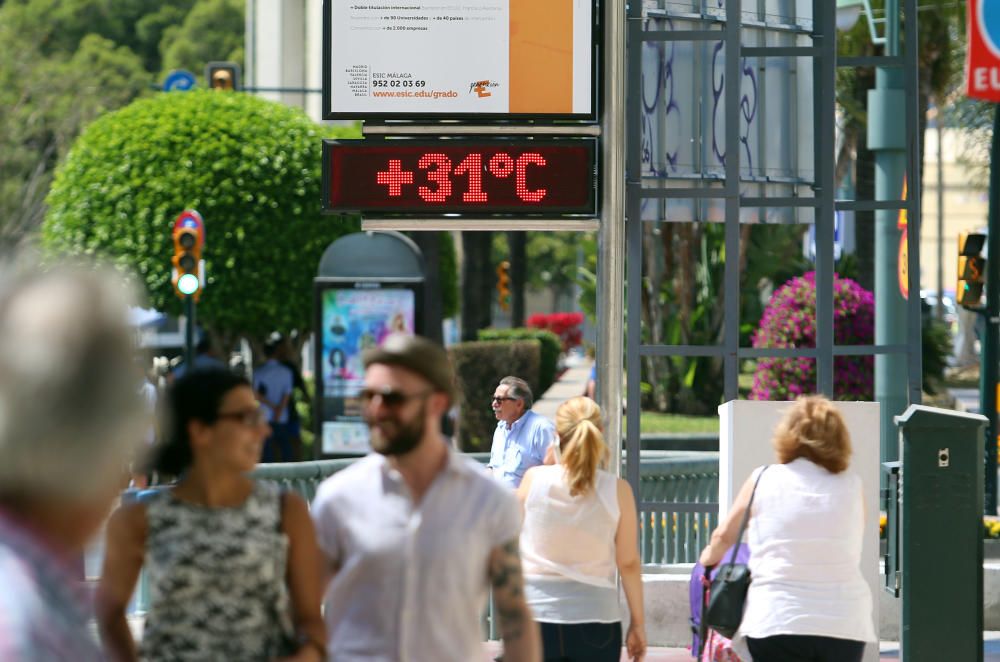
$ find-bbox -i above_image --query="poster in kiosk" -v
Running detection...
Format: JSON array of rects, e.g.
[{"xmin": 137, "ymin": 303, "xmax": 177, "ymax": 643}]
[{"xmin": 312, "ymin": 232, "xmax": 424, "ymax": 458}]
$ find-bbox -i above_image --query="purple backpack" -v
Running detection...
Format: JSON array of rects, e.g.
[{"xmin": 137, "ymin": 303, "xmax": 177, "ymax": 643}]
[{"xmin": 688, "ymin": 543, "xmax": 750, "ymax": 658}]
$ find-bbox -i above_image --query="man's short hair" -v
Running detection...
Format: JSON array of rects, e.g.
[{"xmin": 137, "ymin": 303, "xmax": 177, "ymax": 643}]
[
  {"xmin": 362, "ymin": 333, "xmax": 455, "ymax": 403},
  {"xmin": 499, "ymin": 376, "xmax": 533, "ymax": 409}
]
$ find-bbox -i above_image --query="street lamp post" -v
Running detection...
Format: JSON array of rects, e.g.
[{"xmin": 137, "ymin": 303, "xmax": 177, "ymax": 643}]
[{"xmin": 867, "ymin": 0, "xmax": 908, "ymax": 471}]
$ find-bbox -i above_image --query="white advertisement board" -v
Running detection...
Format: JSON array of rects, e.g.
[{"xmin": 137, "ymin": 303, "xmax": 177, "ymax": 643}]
[{"xmin": 323, "ymin": 0, "xmax": 597, "ymax": 118}]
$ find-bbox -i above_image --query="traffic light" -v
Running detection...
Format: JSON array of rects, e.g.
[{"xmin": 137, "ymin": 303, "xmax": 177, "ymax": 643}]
[
  {"xmin": 206, "ymin": 61, "xmax": 240, "ymax": 91},
  {"xmin": 957, "ymin": 231, "xmax": 987, "ymax": 308},
  {"xmin": 496, "ymin": 260, "xmax": 510, "ymax": 311},
  {"xmin": 172, "ymin": 225, "xmax": 202, "ymax": 300}
]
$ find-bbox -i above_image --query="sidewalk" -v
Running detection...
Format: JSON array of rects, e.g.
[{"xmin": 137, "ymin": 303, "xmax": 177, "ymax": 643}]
[
  {"xmin": 531, "ymin": 353, "xmax": 592, "ymax": 420},
  {"xmin": 485, "ymin": 635, "xmax": 1000, "ymax": 660}
]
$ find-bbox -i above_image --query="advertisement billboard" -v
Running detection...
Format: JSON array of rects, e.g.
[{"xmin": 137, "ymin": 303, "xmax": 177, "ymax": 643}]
[
  {"xmin": 323, "ymin": 0, "xmax": 598, "ymax": 119},
  {"xmin": 317, "ymin": 286, "xmax": 416, "ymax": 455}
]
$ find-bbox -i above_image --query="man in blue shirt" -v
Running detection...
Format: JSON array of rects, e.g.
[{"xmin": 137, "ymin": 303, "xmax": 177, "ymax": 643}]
[
  {"xmin": 488, "ymin": 376, "xmax": 555, "ymax": 488},
  {"xmin": 253, "ymin": 336, "xmax": 295, "ymax": 462}
]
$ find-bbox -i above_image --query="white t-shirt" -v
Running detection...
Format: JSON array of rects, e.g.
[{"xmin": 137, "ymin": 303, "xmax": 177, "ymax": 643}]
[
  {"xmin": 311, "ymin": 446, "xmax": 521, "ymax": 662},
  {"xmin": 520, "ymin": 465, "xmax": 621, "ymax": 623},
  {"xmin": 736, "ymin": 459, "xmax": 877, "ymax": 650}
]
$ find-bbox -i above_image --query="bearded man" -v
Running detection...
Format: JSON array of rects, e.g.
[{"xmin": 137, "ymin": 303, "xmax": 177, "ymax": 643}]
[{"xmin": 311, "ymin": 333, "xmax": 540, "ymax": 662}]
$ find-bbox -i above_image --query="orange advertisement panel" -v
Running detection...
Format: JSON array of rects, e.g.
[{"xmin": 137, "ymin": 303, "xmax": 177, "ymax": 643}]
[{"xmin": 509, "ymin": 0, "xmax": 573, "ymax": 114}]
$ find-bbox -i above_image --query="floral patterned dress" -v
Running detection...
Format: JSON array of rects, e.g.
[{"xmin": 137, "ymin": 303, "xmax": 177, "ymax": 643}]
[{"xmin": 139, "ymin": 482, "xmax": 293, "ymax": 661}]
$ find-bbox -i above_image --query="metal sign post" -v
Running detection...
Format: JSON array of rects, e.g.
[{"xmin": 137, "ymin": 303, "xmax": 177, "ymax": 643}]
[{"xmin": 319, "ymin": 0, "xmax": 612, "ymax": 417}]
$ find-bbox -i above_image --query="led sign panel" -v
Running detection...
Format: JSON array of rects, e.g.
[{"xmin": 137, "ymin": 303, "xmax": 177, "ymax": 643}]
[{"xmin": 322, "ymin": 138, "xmax": 598, "ymax": 216}]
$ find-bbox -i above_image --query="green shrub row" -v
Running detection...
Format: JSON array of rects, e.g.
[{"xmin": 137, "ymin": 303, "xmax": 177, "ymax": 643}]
[
  {"xmin": 449, "ymin": 340, "xmax": 540, "ymax": 451},
  {"xmin": 478, "ymin": 327, "xmax": 561, "ymax": 394}
]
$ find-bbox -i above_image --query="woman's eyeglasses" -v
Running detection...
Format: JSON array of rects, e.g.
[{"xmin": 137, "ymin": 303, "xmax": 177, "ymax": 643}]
[
  {"xmin": 359, "ymin": 388, "xmax": 431, "ymax": 408},
  {"xmin": 216, "ymin": 408, "xmax": 268, "ymax": 427}
]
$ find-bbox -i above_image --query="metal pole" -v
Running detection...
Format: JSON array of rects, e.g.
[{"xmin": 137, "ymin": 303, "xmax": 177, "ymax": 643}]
[
  {"xmin": 937, "ymin": 112, "xmax": 945, "ymax": 320},
  {"xmin": 623, "ymin": 0, "xmax": 642, "ymax": 497},
  {"xmin": 814, "ymin": 0, "xmax": 836, "ymax": 396},
  {"xmin": 871, "ymin": 0, "xmax": 907, "ymax": 467},
  {"xmin": 598, "ymin": 0, "xmax": 626, "ymax": 476},
  {"xmin": 184, "ymin": 295, "xmax": 196, "ymax": 369},
  {"xmin": 981, "ymin": 105, "xmax": 1000, "ymax": 515},
  {"xmin": 722, "ymin": 0, "xmax": 742, "ymax": 401}
]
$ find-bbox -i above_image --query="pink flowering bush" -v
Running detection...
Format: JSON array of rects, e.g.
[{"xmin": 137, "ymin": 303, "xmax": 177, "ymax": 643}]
[
  {"xmin": 526, "ymin": 312, "xmax": 584, "ymax": 353},
  {"xmin": 750, "ymin": 272, "xmax": 874, "ymax": 400}
]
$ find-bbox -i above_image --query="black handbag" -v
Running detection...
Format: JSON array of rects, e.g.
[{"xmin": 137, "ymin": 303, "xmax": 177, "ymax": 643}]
[{"xmin": 703, "ymin": 465, "xmax": 769, "ymax": 640}]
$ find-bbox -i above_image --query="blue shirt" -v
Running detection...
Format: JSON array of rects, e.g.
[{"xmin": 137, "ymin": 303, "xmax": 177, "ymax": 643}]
[
  {"xmin": 253, "ymin": 359, "xmax": 294, "ymax": 423},
  {"xmin": 488, "ymin": 409, "xmax": 555, "ymax": 488}
]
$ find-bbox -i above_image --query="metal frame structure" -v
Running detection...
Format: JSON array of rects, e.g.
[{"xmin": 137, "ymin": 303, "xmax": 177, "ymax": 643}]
[{"xmin": 623, "ymin": 0, "xmax": 922, "ymax": 513}]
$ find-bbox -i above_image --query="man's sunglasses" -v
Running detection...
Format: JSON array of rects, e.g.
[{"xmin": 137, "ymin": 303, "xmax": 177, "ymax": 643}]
[
  {"xmin": 359, "ymin": 388, "xmax": 431, "ymax": 408},
  {"xmin": 491, "ymin": 396, "xmax": 519, "ymax": 404}
]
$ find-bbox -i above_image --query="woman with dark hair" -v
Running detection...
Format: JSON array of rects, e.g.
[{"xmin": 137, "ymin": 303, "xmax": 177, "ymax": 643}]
[
  {"xmin": 97, "ymin": 369, "xmax": 326, "ymax": 661},
  {"xmin": 699, "ymin": 395, "xmax": 876, "ymax": 662},
  {"xmin": 517, "ymin": 396, "xmax": 646, "ymax": 662}
]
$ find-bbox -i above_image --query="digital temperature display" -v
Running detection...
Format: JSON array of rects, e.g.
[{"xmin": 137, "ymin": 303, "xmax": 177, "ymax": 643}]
[{"xmin": 322, "ymin": 138, "xmax": 598, "ymax": 216}]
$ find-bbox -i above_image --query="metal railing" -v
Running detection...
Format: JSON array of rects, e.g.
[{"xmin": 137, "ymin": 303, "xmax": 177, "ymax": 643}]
[{"xmin": 123, "ymin": 448, "xmax": 720, "ymax": 614}]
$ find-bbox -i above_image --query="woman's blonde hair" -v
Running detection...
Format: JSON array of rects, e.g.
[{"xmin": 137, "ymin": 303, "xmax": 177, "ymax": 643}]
[
  {"xmin": 772, "ymin": 395, "xmax": 852, "ymax": 473},
  {"xmin": 555, "ymin": 396, "xmax": 609, "ymax": 496}
]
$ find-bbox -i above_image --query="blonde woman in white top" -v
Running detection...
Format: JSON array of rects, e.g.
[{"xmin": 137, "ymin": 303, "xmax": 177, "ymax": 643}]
[
  {"xmin": 517, "ymin": 396, "xmax": 647, "ymax": 662},
  {"xmin": 699, "ymin": 396, "xmax": 876, "ymax": 662}
]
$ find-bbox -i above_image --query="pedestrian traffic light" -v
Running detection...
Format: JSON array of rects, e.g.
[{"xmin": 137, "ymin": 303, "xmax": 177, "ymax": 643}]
[
  {"xmin": 206, "ymin": 61, "xmax": 240, "ymax": 91},
  {"xmin": 957, "ymin": 231, "xmax": 987, "ymax": 308},
  {"xmin": 497, "ymin": 260, "xmax": 510, "ymax": 311},
  {"xmin": 172, "ymin": 226, "xmax": 202, "ymax": 300}
]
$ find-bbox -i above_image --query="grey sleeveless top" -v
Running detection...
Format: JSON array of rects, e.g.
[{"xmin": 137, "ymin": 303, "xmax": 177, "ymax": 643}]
[{"xmin": 139, "ymin": 482, "xmax": 292, "ymax": 661}]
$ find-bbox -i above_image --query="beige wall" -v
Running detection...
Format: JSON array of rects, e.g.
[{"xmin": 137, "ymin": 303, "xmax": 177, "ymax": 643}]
[{"xmin": 921, "ymin": 127, "xmax": 988, "ymax": 300}]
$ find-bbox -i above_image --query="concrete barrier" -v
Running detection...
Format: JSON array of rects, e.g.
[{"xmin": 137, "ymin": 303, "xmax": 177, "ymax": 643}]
[{"xmin": 641, "ymin": 563, "xmax": 1000, "ymax": 646}]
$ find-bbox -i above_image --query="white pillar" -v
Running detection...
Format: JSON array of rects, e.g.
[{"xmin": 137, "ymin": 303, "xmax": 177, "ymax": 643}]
[{"xmin": 250, "ymin": 0, "xmax": 306, "ymax": 110}]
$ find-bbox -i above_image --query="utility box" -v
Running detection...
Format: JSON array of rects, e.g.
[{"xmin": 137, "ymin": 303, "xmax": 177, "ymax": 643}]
[{"xmin": 894, "ymin": 405, "xmax": 986, "ymax": 662}]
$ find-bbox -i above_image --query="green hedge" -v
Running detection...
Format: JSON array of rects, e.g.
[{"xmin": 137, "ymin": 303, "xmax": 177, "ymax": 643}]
[
  {"xmin": 449, "ymin": 340, "xmax": 540, "ymax": 451},
  {"xmin": 478, "ymin": 327, "xmax": 561, "ymax": 394}
]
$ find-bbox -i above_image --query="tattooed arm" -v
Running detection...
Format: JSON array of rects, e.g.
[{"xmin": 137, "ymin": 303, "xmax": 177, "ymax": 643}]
[{"xmin": 488, "ymin": 539, "xmax": 541, "ymax": 662}]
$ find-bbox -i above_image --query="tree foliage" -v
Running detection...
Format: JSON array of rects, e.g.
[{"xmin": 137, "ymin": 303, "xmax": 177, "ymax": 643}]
[
  {"xmin": 0, "ymin": 6, "xmax": 148, "ymax": 248},
  {"xmin": 0, "ymin": 0, "xmax": 244, "ymax": 249},
  {"xmin": 43, "ymin": 90, "xmax": 360, "ymax": 346},
  {"xmin": 160, "ymin": 0, "xmax": 244, "ymax": 83}
]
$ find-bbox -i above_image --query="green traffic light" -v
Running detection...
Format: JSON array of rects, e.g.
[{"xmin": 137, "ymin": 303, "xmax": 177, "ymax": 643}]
[{"xmin": 177, "ymin": 273, "xmax": 200, "ymax": 296}]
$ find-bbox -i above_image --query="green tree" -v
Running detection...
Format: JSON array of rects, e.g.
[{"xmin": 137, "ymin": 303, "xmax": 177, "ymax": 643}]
[
  {"xmin": 43, "ymin": 90, "xmax": 361, "ymax": 349},
  {"xmin": 0, "ymin": 19, "xmax": 147, "ymax": 248},
  {"xmin": 0, "ymin": 0, "xmax": 234, "ymax": 250},
  {"xmin": 160, "ymin": 0, "xmax": 244, "ymax": 83}
]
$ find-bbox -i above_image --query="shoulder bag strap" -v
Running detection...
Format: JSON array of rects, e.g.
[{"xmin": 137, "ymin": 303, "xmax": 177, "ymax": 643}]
[{"xmin": 723, "ymin": 465, "xmax": 769, "ymax": 567}]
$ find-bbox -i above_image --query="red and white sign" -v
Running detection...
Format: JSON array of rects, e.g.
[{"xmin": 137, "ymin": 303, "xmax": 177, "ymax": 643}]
[{"xmin": 966, "ymin": 0, "xmax": 1000, "ymax": 101}]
